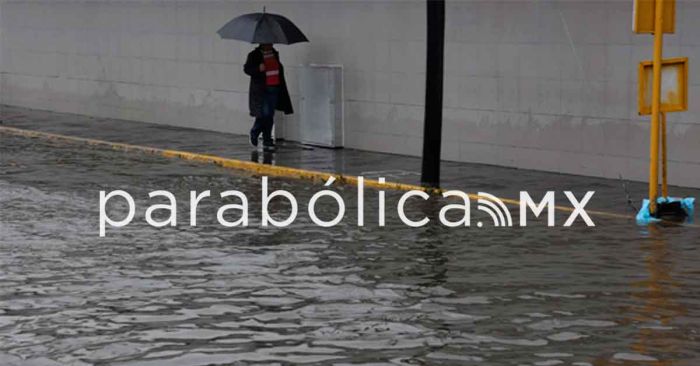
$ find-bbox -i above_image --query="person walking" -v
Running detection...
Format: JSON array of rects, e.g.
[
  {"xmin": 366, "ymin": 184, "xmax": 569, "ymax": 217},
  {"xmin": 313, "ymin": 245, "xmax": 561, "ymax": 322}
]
[{"xmin": 244, "ymin": 43, "xmax": 293, "ymax": 151}]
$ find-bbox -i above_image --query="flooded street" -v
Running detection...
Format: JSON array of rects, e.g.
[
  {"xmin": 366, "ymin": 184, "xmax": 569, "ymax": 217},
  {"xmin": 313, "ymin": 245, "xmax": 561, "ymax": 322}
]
[{"xmin": 1, "ymin": 134, "xmax": 699, "ymax": 365}]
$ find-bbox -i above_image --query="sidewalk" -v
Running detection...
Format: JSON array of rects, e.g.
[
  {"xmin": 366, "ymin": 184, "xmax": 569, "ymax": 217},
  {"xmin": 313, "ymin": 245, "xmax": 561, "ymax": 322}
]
[{"xmin": 2, "ymin": 104, "xmax": 697, "ymax": 216}]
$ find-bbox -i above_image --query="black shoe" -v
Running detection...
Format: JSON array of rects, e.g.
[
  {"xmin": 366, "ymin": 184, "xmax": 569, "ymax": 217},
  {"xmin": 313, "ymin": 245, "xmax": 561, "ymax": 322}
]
[
  {"xmin": 249, "ymin": 132, "xmax": 258, "ymax": 147},
  {"xmin": 263, "ymin": 143, "xmax": 276, "ymax": 152}
]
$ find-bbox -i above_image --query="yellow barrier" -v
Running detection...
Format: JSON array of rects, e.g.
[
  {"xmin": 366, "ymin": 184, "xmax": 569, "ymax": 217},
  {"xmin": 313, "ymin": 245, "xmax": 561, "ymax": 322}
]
[{"xmin": 0, "ymin": 125, "xmax": 660, "ymax": 223}]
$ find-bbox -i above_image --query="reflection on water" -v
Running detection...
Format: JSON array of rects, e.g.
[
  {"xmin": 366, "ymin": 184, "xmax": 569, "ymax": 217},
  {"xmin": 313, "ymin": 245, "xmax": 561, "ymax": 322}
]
[
  {"xmin": 251, "ymin": 150, "xmax": 275, "ymax": 165},
  {"xmin": 592, "ymin": 226, "xmax": 689, "ymax": 366},
  {"xmin": 1, "ymin": 135, "xmax": 699, "ymax": 365}
]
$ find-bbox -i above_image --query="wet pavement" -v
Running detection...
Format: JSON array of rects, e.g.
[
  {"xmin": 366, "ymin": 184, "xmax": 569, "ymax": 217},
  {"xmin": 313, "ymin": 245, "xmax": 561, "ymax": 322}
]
[
  {"xmin": 2, "ymin": 104, "xmax": 699, "ymax": 216},
  {"xmin": 1, "ymin": 105, "xmax": 700, "ymax": 365}
]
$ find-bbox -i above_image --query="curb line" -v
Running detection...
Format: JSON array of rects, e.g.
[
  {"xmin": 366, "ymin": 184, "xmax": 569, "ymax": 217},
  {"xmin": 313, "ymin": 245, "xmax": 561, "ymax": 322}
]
[{"xmin": 0, "ymin": 125, "xmax": 646, "ymax": 223}]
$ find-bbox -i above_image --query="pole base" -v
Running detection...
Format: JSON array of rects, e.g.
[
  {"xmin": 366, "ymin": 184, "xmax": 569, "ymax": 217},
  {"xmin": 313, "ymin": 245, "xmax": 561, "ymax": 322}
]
[{"xmin": 636, "ymin": 197, "xmax": 695, "ymax": 225}]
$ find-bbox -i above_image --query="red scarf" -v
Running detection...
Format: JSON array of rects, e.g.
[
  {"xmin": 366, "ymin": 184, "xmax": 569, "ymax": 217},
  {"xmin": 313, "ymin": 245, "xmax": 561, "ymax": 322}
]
[{"xmin": 263, "ymin": 50, "xmax": 280, "ymax": 86}]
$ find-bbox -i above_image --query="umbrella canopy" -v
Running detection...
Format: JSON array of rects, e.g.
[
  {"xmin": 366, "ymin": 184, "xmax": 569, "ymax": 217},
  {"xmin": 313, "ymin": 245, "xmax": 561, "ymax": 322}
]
[{"xmin": 217, "ymin": 11, "xmax": 309, "ymax": 45}]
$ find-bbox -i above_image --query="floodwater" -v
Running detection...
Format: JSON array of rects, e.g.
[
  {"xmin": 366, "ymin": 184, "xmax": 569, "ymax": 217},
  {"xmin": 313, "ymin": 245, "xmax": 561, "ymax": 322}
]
[{"xmin": 1, "ymin": 134, "xmax": 699, "ymax": 366}]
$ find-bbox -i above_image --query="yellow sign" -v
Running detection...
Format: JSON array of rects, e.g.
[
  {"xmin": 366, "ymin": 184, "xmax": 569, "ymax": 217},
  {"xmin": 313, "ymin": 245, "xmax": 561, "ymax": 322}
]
[
  {"xmin": 633, "ymin": 0, "xmax": 675, "ymax": 34},
  {"xmin": 638, "ymin": 57, "xmax": 688, "ymax": 115}
]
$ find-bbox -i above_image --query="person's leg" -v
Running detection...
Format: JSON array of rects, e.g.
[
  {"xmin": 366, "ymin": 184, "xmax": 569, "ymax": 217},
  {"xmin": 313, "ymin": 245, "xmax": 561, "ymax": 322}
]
[
  {"xmin": 250, "ymin": 117, "xmax": 263, "ymax": 147},
  {"xmin": 252, "ymin": 88, "xmax": 273, "ymax": 147},
  {"xmin": 261, "ymin": 116, "xmax": 274, "ymax": 146},
  {"xmin": 261, "ymin": 87, "xmax": 280, "ymax": 146}
]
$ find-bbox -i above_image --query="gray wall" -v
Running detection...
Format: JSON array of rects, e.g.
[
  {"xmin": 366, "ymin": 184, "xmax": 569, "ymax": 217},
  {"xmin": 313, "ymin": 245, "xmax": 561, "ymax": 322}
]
[{"xmin": 1, "ymin": 0, "xmax": 699, "ymax": 188}]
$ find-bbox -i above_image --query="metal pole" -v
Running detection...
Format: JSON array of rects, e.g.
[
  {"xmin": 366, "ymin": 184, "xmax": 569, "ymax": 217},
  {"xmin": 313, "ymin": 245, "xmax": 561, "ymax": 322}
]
[
  {"xmin": 421, "ymin": 0, "xmax": 445, "ymax": 188},
  {"xmin": 661, "ymin": 111, "xmax": 668, "ymax": 197},
  {"xmin": 648, "ymin": 0, "xmax": 665, "ymax": 215}
]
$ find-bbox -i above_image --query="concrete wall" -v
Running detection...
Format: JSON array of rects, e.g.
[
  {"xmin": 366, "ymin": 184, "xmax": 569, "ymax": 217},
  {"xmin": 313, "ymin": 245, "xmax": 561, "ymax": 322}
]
[{"xmin": 1, "ymin": 0, "xmax": 699, "ymax": 188}]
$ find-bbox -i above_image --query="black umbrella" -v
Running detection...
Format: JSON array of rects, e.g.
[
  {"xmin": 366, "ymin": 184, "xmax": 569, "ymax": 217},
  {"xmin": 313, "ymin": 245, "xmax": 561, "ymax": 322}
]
[{"xmin": 217, "ymin": 9, "xmax": 309, "ymax": 45}]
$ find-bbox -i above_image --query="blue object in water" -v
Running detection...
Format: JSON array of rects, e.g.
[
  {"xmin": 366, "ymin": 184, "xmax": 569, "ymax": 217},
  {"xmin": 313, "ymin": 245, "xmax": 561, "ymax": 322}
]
[{"xmin": 636, "ymin": 196, "xmax": 695, "ymax": 225}]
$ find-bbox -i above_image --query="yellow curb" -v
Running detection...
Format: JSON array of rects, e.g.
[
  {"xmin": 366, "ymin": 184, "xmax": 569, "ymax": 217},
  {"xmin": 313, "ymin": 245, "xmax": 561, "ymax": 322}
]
[{"xmin": 3, "ymin": 125, "xmax": 691, "ymax": 226}]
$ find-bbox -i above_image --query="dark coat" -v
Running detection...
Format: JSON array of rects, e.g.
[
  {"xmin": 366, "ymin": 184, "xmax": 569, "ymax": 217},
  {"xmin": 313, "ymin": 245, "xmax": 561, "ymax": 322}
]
[{"xmin": 243, "ymin": 46, "xmax": 294, "ymax": 118}]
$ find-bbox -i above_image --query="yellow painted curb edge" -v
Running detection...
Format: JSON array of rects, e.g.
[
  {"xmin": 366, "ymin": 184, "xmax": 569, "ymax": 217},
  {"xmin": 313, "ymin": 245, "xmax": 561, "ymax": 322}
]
[{"xmin": 0, "ymin": 125, "xmax": 644, "ymax": 223}]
